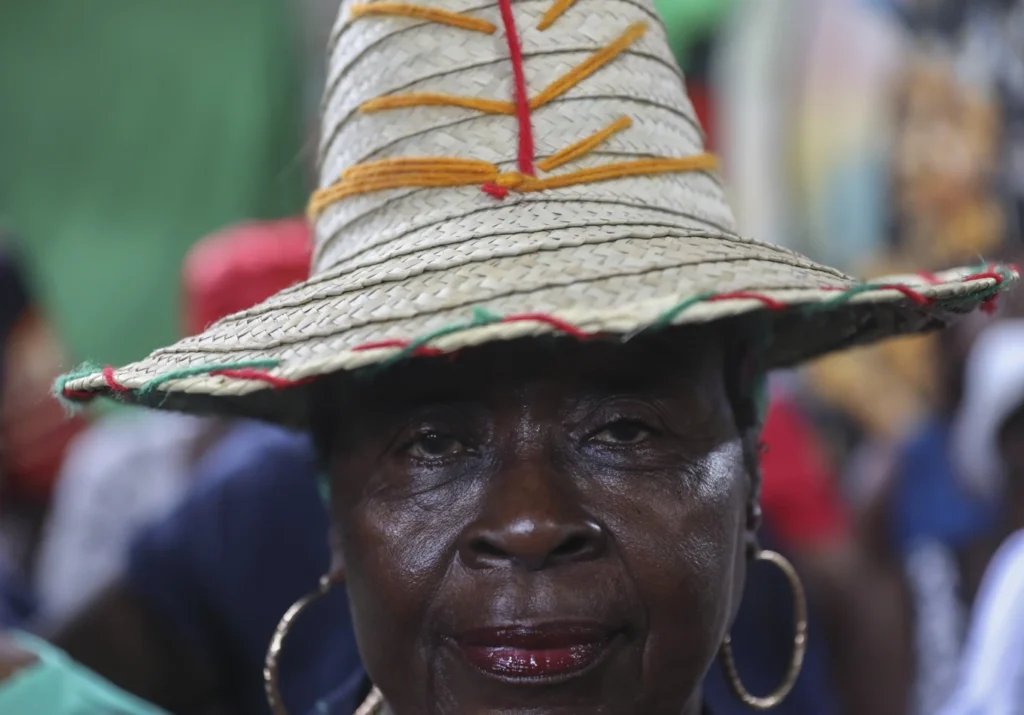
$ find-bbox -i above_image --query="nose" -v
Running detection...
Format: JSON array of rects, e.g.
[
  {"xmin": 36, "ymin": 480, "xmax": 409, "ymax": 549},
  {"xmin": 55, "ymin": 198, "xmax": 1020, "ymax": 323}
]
[
  {"xmin": 464, "ymin": 518, "xmax": 606, "ymax": 571},
  {"xmin": 459, "ymin": 467, "xmax": 607, "ymax": 571}
]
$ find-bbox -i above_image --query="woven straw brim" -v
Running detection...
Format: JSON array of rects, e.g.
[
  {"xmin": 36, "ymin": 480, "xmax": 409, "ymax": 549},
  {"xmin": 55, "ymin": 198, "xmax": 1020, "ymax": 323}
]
[{"xmin": 58, "ymin": 223, "xmax": 1015, "ymax": 426}]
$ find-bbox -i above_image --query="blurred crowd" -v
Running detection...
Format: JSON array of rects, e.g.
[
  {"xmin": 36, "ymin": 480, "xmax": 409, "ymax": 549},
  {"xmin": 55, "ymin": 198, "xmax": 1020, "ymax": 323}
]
[{"xmin": 1, "ymin": 0, "xmax": 1024, "ymax": 713}]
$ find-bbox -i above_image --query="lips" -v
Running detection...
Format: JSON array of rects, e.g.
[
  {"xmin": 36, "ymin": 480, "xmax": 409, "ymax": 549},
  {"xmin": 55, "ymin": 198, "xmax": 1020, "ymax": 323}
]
[{"xmin": 453, "ymin": 622, "xmax": 617, "ymax": 680}]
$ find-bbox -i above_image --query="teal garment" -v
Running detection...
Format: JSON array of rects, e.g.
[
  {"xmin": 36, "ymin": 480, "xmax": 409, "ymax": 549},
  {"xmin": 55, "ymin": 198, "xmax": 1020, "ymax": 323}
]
[
  {"xmin": 0, "ymin": 0, "xmax": 307, "ymax": 367},
  {"xmin": 0, "ymin": 632, "xmax": 167, "ymax": 714}
]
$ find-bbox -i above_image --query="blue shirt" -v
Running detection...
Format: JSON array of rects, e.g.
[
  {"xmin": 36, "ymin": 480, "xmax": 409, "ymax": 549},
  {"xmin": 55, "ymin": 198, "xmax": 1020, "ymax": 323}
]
[
  {"xmin": 126, "ymin": 422, "xmax": 360, "ymax": 715},
  {"xmin": 891, "ymin": 418, "xmax": 997, "ymax": 554},
  {"xmin": 0, "ymin": 559, "xmax": 35, "ymax": 628}
]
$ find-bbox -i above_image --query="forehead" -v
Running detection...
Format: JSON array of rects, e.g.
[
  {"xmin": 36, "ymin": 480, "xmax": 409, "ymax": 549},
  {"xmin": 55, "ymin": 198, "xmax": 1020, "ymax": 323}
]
[{"xmin": 331, "ymin": 326, "xmax": 733, "ymax": 414}]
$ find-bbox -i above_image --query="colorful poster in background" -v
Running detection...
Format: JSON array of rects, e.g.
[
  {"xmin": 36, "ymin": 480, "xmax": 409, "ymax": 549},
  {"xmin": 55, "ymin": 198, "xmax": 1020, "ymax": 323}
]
[
  {"xmin": 715, "ymin": 0, "xmax": 905, "ymax": 269},
  {"xmin": 715, "ymin": 0, "xmax": 1023, "ymax": 440},
  {"xmin": 0, "ymin": 0, "xmax": 307, "ymax": 368}
]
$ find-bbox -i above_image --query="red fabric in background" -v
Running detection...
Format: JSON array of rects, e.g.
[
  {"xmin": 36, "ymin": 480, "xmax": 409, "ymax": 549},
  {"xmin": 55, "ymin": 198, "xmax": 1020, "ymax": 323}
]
[
  {"xmin": 760, "ymin": 397, "xmax": 850, "ymax": 548},
  {"xmin": 183, "ymin": 218, "xmax": 312, "ymax": 336}
]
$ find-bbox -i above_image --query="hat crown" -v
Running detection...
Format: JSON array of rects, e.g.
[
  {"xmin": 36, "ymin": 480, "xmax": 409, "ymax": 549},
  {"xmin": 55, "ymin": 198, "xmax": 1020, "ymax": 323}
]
[{"xmin": 314, "ymin": 0, "xmax": 734, "ymax": 274}]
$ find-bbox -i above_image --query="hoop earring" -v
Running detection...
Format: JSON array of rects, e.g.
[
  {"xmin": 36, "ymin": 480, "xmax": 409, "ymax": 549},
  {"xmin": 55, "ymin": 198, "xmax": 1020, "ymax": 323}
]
[
  {"xmin": 264, "ymin": 571, "xmax": 346, "ymax": 715},
  {"xmin": 719, "ymin": 550, "xmax": 808, "ymax": 710}
]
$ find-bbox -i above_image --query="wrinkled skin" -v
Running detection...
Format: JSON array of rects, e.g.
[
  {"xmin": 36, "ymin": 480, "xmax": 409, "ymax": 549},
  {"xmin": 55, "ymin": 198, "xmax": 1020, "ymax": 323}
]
[{"xmin": 321, "ymin": 333, "xmax": 760, "ymax": 715}]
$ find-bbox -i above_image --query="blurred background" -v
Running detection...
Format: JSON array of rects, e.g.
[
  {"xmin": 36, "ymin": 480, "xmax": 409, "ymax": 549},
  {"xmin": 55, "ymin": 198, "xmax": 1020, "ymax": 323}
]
[{"xmin": 2, "ymin": 1, "xmax": 1024, "ymax": 714}]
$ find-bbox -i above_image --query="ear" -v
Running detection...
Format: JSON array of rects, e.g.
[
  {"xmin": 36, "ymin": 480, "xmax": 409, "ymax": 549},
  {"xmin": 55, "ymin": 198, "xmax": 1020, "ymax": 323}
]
[
  {"xmin": 744, "ymin": 497, "xmax": 762, "ymax": 559},
  {"xmin": 742, "ymin": 429, "xmax": 764, "ymax": 560}
]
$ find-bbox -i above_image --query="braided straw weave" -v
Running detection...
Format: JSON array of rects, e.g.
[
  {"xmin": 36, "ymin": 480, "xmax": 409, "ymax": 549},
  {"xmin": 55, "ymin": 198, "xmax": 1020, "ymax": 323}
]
[{"xmin": 59, "ymin": 0, "xmax": 1017, "ymax": 424}]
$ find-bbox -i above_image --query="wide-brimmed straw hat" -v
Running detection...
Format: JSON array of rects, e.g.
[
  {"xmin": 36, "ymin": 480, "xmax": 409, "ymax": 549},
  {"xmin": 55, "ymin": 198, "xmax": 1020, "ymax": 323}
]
[{"xmin": 58, "ymin": 0, "xmax": 1017, "ymax": 426}]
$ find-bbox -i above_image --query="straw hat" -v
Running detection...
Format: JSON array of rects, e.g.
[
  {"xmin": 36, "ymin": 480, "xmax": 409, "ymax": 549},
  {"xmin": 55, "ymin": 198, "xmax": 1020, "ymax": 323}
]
[{"xmin": 58, "ymin": 0, "xmax": 1016, "ymax": 426}]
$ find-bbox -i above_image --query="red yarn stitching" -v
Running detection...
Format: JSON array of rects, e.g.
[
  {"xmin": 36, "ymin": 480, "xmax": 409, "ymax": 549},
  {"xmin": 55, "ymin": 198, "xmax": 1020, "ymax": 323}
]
[
  {"xmin": 964, "ymin": 269, "xmax": 1007, "ymax": 314},
  {"xmin": 352, "ymin": 339, "xmax": 444, "ymax": 357},
  {"xmin": 880, "ymin": 285, "xmax": 933, "ymax": 306},
  {"xmin": 499, "ymin": 312, "xmax": 592, "ymax": 339},
  {"xmin": 210, "ymin": 368, "xmax": 315, "ymax": 389},
  {"xmin": 481, "ymin": 182, "xmax": 510, "ymax": 199},
  {"xmin": 707, "ymin": 291, "xmax": 787, "ymax": 311},
  {"xmin": 916, "ymin": 271, "xmax": 941, "ymax": 284},
  {"xmin": 497, "ymin": 0, "xmax": 535, "ymax": 176},
  {"xmin": 62, "ymin": 389, "xmax": 94, "ymax": 401},
  {"xmin": 102, "ymin": 366, "xmax": 131, "ymax": 393},
  {"xmin": 62, "ymin": 269, "xmax": 1015, "ymax": 401},
  {"xmin": 822, "ymin": 283, "xmax": 934, "ymax": 306},
  {"xmin": 964, "ymin": 269, "xmax": 1005, "ymax": 285}
]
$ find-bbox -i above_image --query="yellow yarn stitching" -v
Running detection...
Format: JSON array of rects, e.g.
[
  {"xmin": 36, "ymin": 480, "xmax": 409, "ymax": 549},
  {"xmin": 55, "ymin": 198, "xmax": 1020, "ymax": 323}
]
[
  {"xmin": 537, "ymin": 0, "xmax": 578, "ymax": 30},
  {"xmin": 350, "ymin": 3, "xmax": 497, "ymax": 34},
  {"xmin": 507, "ymin": 155, "xmax": 719, "ymax": 191},
  {"xmin": 361, "ymin": 93, "xmax": 516, "ymax": 115},
  {"xmin": 344, "ymin": 157, "xmax": 497, "ymax": 180},
  {"xmin": 530, "ymin": 23, "xmax": 648, "ymax": 109},
  {"xmin": 308, "ymin": 154, "xmax": 718, "ymax": 218},
  {"xmin": 309, "ymin": 13, "xmax": 707, "ymax": 222},
  {"xmin": 537, "ymin": 116, "xmax": 633, "ymax": 172}
]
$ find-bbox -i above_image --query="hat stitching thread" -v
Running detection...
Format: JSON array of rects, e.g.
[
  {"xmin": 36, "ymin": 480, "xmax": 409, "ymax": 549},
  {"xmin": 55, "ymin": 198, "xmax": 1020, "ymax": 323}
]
[
  {"xmin": 497, "ymin": 0, "xmax": 536, "ymax": 175},
  {"xmin": 536, "ymin": 116, "xmax": 632, "ymax": 172},
  {"xmin": 537, "ymin": 0, "xmax": 578, "ymax": 30},
  {"xmin": 313, "ymin": 14, "xmax": 712, "ymax": 214},
  {"xmin": 353, "ymin": 22, "xmax": 646, "ymax": 117},
  {"xmin": 310, "ymin": 155, "xmax": 718, "ymax": 214},
  {"xmin": 56, "ymin": 267, "xmax": 1016, "ymax": 407},
  {"xmin": 349, "ymin": 3, "xmax": 498, "ymax": 34}
]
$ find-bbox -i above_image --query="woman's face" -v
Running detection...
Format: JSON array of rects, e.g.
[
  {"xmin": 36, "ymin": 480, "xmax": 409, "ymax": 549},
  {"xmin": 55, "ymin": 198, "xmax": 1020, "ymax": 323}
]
[{"xmin": 326, "ymin": 335, "xmax": 757, "ymax": 715}]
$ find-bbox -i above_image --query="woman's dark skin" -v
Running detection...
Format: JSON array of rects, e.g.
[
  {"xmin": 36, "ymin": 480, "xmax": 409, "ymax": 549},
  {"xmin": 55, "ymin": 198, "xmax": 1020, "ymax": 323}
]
[{"xmin": 318, "ymin": 331, "xmax": 762, "ymax": 715}]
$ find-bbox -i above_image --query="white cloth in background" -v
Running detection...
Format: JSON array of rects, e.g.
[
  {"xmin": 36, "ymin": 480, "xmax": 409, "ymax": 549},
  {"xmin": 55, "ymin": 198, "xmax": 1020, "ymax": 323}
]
[
  {"xmin": 34, "ymin": 411, "xmax": 215, "ymax": 625},
  {"xmin": 951, "ymin": 320, "xmax": 1024, "ymax": 499},
  {"xmin": 941, "ymin": 529, "xmax": 1024, "ymax": 715}
]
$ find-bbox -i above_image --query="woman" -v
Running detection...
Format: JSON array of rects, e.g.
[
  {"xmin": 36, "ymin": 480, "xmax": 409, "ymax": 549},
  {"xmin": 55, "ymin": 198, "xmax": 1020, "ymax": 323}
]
[{"xmin": 58, "ymin": 0, "xmax": 1015, "ymax": 712}]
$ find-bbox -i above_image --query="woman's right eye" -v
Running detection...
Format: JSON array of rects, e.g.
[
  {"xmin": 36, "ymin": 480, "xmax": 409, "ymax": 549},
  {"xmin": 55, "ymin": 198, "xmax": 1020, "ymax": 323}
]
[{"xmin": 589, "ymin": 419, "xmax": 653, "ymax": 446}]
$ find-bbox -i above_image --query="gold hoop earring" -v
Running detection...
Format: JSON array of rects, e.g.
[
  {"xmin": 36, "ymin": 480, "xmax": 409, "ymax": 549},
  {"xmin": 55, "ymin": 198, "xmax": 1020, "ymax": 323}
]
[
  {"xmin": 719, "ymin": 550, "xmax": 808, "ymax": 710},
  {"xmin": 264, "ymin": 571, "xmax": 346, "ymax": 715}
]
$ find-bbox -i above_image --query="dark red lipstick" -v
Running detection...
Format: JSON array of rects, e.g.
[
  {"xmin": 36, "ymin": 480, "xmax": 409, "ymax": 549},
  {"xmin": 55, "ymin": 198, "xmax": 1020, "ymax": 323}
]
[{"xmin": 454, "ymin": 622, "xmax": 616, "ymax": 680}]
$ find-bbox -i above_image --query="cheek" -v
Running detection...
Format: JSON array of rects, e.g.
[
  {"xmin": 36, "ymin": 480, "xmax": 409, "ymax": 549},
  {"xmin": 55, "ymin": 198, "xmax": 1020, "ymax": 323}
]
[
  {"xmin": 610, "ymin": 443, "xmax": 747, "ymax": 693},
  {"xmin": 338, "ymin": 496, "xmax": 460, "ymax": 692}
]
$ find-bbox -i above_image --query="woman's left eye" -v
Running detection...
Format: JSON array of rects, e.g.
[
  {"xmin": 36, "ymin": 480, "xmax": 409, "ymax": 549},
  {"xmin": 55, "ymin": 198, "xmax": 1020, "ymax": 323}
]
[
  {"xmin": 404, "ymin": 431, "xmax": 465, "ymax": 460},
  {"xmin": 590, "ymin": 419, "xmax": 653, "ymax": 445}
]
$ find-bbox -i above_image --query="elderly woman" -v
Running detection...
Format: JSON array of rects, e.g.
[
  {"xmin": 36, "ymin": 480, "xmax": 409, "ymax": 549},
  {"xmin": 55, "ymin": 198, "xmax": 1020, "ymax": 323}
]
[{"xmin": 58, "ymin": 0, "xmax": 1016, "ymax": 713}]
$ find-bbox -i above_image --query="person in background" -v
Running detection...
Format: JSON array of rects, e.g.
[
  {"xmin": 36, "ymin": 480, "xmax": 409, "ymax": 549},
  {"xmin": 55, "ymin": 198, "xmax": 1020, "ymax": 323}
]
[
  {"xmin": 942, "ymin": 320, "xmax": 1024, "ymax": 713},
  {"xmin": 0, "ymin": 250, "xmax": 167, "ymax": 715},
  {"xmin": 0, "ymin": 247, "xmax": 36, "ymax": 629},
  {"xmin": 52, "ymin": 423, "xmax": 360, "ymax": 715},
  {"xmin": 0, "ymin": 240, "xmax": 88, "ymax": 600},
  {"xmin": 34, "ymin": 219, "xmax": 311, "ymax": 627},
  {"xmin": 851, "ymin": 311, "xmax": 1001, "ymax": 715}
]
